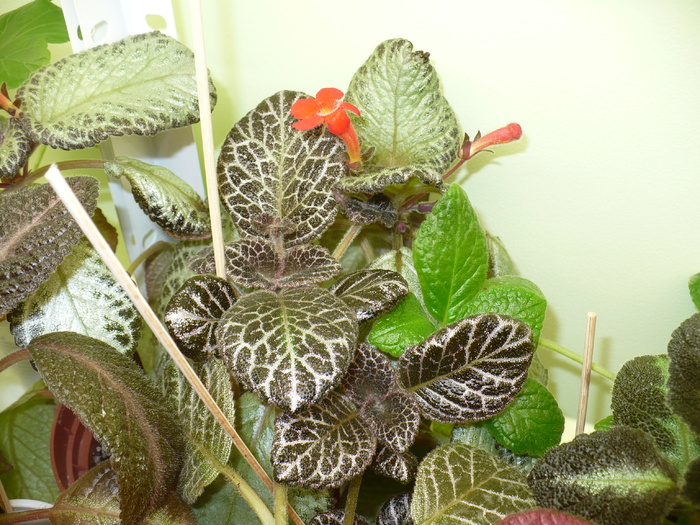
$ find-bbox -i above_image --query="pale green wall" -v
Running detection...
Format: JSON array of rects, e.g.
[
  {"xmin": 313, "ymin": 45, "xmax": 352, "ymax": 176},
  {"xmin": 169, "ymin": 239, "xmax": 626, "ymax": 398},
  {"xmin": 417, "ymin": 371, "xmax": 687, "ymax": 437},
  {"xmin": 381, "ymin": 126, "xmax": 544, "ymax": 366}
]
[{"xmin": 171, "ymin": 0, "xmax": 700, "ymax": 422}]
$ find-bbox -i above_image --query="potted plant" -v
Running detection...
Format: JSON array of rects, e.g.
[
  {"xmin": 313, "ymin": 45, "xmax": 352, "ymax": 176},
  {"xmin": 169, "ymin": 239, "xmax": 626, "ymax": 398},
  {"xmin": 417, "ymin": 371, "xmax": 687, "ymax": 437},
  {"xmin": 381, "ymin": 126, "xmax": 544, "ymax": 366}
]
[{"xmin": 0, "ymin": 2, "xmax": 698, "ymax": 524}]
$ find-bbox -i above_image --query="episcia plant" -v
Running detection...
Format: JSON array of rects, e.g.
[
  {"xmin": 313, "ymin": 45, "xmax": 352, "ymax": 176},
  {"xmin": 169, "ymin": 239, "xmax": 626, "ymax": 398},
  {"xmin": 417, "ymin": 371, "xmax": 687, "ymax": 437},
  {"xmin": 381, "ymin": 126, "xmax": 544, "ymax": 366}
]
[{"xmin": 0, "ymin": 3, "xmax": 698, "ymax": 524}]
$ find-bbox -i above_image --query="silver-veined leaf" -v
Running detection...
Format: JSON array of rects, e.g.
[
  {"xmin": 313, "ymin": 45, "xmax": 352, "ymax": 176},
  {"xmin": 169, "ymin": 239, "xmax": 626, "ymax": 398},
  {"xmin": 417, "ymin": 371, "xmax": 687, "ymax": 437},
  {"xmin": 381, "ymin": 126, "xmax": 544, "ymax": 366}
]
[
  {"xmin": 0, "ymin": 177, "xmax": 99, "ymax": 315},
  {"xmin": 377, "ymin": 493, "xmax": 412, "ymax": 525},
  {"xmin": 369, "ymin": 248, "xmax": 426, "ymax": 308},
  {"xmin": 309, "ymin": 511, "xmax": 370, "ymax": 525},
  {"xmin": 412, "ymin": 443, "xmax": 535, "ymax": 524},
  {"xmin": 16, "ymin": 31, "xmax": 215, "ymax": 150},
  {"xmin": 218, "ymin": 90, "xmax": 346, "ymax": 246},
  {"xmin": 9, "ymin": 240, "xmax": 141, "ymax": 354},
  {"xmin": 340, "ymin": 38, "xmax": 460, "ymax": 194},
  {"xmin": 397, "ymin": 313, "xmax": 534, "ymax": 423},
  {"xmin": 164, "ymin": 274, "xmax": 237, "ymax": 361},
  {"xmin": 330, "ymin": 269, "xmax": 409, "ymax": 322},
  {"xmin": 27, "ymin": 332, "xmax": 184, "ymax": 524},
  {"xmin": 373, "ymin": 446, "xmax": 417, "ymax": 485},
  {"xmin": 157, "ymin": 358, "xmax": 235, "ymax": 505},
  {"xmin": 104, "ymin": 157, "xmax": 211, "ymax": 240},
  {"xmin": 342, "ymin": 343, "xmax": 397, "ymax": 406},
  {"xmin": 0, "ymin": 118, "xmax": 30, "ymax": 180},
  {"xmin": 50, "ymin": 461, "xmax": 196, "ymax": 525},
  {"xmin": 360, "ymin": 390, "xmax": 420, "ymax": 454},
  {"xmin": 271, "ymin": 391, "xmax": 376, "ymax": 489},
  {"xmin": 225, "ymin": 238, "xmax": 341, "ymax": 290},
  {"xmin": 217, "ymin": 286, "xmax": 358, "ymax": 412}
]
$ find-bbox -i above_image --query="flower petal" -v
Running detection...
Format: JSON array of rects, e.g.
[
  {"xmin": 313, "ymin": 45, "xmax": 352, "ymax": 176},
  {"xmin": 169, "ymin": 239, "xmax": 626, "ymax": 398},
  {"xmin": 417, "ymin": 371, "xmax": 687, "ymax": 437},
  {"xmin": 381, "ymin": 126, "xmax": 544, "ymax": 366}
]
[
  {"xmin": 325, "ymin": 110, "xmax": 351, "ymax": 135},
  {"xmin": 341, "ymin": 101, "xmax": 361, "ymax": 116},
  {"xmin": 292, "ymin": 115, "xmax": 324, "ymax": 130},
  {"xmin": 291, "ymin": 97, "xmax": 322, "ymax": 119},
  {"xmin": 315, "ymin": 87, "xmax": 344, "ymax": 109}
]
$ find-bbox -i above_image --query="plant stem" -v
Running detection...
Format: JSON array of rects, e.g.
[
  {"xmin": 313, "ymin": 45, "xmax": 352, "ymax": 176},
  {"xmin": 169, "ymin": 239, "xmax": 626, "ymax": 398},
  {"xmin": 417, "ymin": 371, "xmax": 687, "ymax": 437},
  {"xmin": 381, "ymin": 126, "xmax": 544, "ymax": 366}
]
[
  {"xmin": 28, "ymin": 159, "xmax": 109, "ymax": 180},
  {"xmin": 218, "ymin": 464, "xmax": 274, "ymax": 525},
  {"xmin": 126, "ymin": 240, "xmax": 172, "ymax": 276},
  {"xmin": 539, "ymin": 337, "xmax": 616, "ymax": 381},
  {"xmin": 274, "ymin": 482, "xmax": 288, "ymax": 525},
  {"xmin": 0, "ymin": 348, "xmax": 30, "ymax": 374},
  {"xmin": 0, "ymin": 508, "xmax": 49, "ymax": 524},
  {"xmin": 332, "ymin": 223, "xmax": 363, "ymax": 260},
  {"xmin": 343, "ymin": 474, "xmax": 363, "ymax": 525}
]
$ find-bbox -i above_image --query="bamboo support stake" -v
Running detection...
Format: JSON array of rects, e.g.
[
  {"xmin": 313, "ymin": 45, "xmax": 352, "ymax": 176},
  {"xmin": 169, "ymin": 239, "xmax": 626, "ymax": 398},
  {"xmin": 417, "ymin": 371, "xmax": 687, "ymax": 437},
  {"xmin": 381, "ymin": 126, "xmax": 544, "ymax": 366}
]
[
  {"xmin": 44, "ymin": 165, "xmax": 270, "ymax": 492},
  {"xmin": 0, "ymin": 479, "xmax": 12, "ymax": 514},
  {"xmin": 575, "ymin": 312, "xmax": 597, "ymax": 436},
  {"xmin": 190, "ymin": 0, "xmax": 227, "ymax": 280}
]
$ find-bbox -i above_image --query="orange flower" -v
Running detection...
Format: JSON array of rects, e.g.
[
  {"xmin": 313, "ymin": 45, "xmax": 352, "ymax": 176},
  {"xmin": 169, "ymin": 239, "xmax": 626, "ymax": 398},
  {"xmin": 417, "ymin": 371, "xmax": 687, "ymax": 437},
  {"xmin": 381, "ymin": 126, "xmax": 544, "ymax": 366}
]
[
  {"xmin": 461, "ymin": 123, "xmax": 522, "ymax": 159},
  {"xmin": 291, "ymin": 88, "xmax": 362, "ymax": 165}
]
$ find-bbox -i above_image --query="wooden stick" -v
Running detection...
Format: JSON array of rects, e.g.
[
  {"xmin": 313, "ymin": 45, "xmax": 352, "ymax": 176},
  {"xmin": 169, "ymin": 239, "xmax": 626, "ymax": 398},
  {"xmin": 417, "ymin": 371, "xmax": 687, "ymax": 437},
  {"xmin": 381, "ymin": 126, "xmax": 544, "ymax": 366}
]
[
  {"xmin": 575, "ymin": 312, "xmax": 597, "ymax": 435},
  {"xmin": 44, "ymin": 165, "xmax": 270, "ymax": 491},
  {"xmin": 0, "ymin": 478, "xmax": 12, "ymax": 514},
  {"xmin": 189, "ymin": 0, "xmax": 227, "ymax": 280}
]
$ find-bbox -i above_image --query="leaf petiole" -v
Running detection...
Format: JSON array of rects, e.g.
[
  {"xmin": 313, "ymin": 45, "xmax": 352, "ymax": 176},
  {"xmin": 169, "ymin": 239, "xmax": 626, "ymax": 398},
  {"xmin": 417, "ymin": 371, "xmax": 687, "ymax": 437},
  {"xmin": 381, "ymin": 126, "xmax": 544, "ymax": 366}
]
[{"xmin": 539, "ymin": 338, "xmax": 616, "ymax": 381}]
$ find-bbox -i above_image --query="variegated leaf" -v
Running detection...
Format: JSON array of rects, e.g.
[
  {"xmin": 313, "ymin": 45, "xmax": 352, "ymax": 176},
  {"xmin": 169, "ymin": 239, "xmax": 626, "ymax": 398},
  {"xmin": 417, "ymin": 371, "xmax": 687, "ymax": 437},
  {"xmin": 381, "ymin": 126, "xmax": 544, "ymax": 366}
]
[
  {"xmin": 104, "ymin": 157, "xmax": 211, "ymax": 240},
  {"xmin": 330, "ymin": 269, "xmax": 409, "ymax": 322},
  {"xmin": 9, "ymin": 239, "xmax": 141, "ymax": 354},
  {"xmin": 157, "ymin": 358, "xmax": 235, "ymax": 505},
  {"xmin": 310, "ymin": 511, "xmax": 370, "ymax": 525},
  {"xmin": 373, "ymin": 445, "xmax": 418, "ymax": 485},
  {"xmin": 217, "ymin": 90, "xmax": 346, "ymax": 246},
  {"xmin": 225, "ymin": 238, "xmax": 341, "ymax": 290},
  {"xmin": 377, "ymin": 493, "xmax": 413, "ymax": 525},
  {"xmin": 0, "ymin": 118, "xmax": 30, "ymax": 181},
  {"xmin": 272, "ymin": 391, "xmax": 376, "ymax": 488},
  {"xmin": 398, "ymin": 313, "xmax": 534, "ymax": 423},
  {"xmin": 164, "ymin": 274, "xmax": 237, "ymax": 361},
  {"xmin": 341, "ymin": 38, "xmax": 460, "ymax": 194},
  {"xmin": 368, "ymin": 248, "xmax": 425, "ymax": 308},
  {"xmin": 361, "ymin": 390, "xmax": 420, "ymax": 453},
  {"xmin": 342, "ymin": 343, "xmax": 397, "ymax": 405},
  {"xmin": 412, "ymin": 443, "xmax": 535, "ymax": 524},
  {"xmin": 16, "ymin": 31, "xmax": 216, "ymax": 150},
  {"xmin": 0, "ymin": 176, "xmax": 99, "ymax": 315},
  {"xmin": 341, "ymin": 193, "xmax": 399, "ymax": 228},
  {"xmin": 217, "ymin": 286, "xmax": 358, "ymax": 412}
]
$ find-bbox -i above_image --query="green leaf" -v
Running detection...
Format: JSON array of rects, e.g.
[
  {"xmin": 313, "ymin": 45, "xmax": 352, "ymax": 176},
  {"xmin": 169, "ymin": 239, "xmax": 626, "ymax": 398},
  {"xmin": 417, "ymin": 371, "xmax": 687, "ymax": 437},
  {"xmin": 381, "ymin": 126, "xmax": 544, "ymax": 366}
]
[
  {"xmin": 494, "ymin": 509, "xmax": 597, "ymax": 525},
  {"xmin": 0, "ymin": 176, "xmax": 99, "ymax": 316},
  {"xmin": 330, "ymin": 269, "xmax": 409, "ymax": 323},
  {"xmin": 9, "ymin": 239, "xmax": 142, "ymax": 354},
  {"xmin": 612, "ymin": 354, "xmax": 700, "ymax": 477},
  {"xmin": 164, "ymin": 274, "xmax": 237, "ymax": 361},
  {"xmin": 594, "ymin": 414, "xmax": 614, "ymax": 431},
  {"xmin": 369, "ymin": 293, "xmax": 437, "ymax": 357},
  {"xmin": 486, "ymin": 233, "xmax": 518, "ymax": 279},
  {"xmin": 667, "ymin": 313, "xmax": 700, "ymax": 437},
  {"xmin": 104, "ymin": 157, "xmax": 211, "ymax": 240},
  {"xmin": 218, "ymin": 90, "xmax": 346, "ymax": 246},
  {"xmin": 0, "ymin": 383, "xmax": 58, "ymax": 503},
  {"xmin": 0, "ymin": 0, "xmax": 69, "ymax": 89},
  {"xmin": 27, "ymin": 332, "xmax": 185, "ymax": 524},
  {"xmin": 157, "ymin": 358, "xmax": 235, "ymax": 505},
  {"xmin": 484, "ymin": 378, "xmax": 564, "ymax": 457},
  {"xmin": 413, "ymin": 183, "xmax": 488, "ymax": 325},
  {"xmin": 50, "ymin": 460, "xmax": 196, "ymax": 524},
  {"xmin": 17, "ymin": 31, "xmax": 215, "ymax": 150},
  {"xmin": 224, "ymin": 239, "xmax": 341, "ymax": 290},
  {"xmin": 341, "ymin": 38, "xmax": 460, "ymax": 194},
  {"xmin": 412, "ymin": 443, "xmax": 535, "ymax": 524},
  {"xmin": 217, "ymin": 286, "xmax": 358, "ymax": 412},
  {"xmin": 271, "ymin": 391, "xmax": 376, "ymax": 488},
  {"xmin": 459, "ymin": 276, "xmax": 547, "ymax": 345},
  {"xmin": 0, "ymin": 117, "xmax": 31, "ymax": 181},
  {"xmin": 398, "ymin": 313, "xmax": 534, "ymax": 423},
  {"xmin": 527, "ymin": 427, "xmax": 680, "ymax": 525},
  {"xmin": 690, "ymin": 273, "xmax": 700, "ymax": 310}
]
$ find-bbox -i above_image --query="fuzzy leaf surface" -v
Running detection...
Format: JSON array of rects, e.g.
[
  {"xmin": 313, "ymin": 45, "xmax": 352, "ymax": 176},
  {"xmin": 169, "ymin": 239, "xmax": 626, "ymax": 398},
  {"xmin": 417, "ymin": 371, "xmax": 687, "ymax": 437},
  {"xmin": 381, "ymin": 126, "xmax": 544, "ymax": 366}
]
[
  {"xmin": 0, "ymin": 384, "xmax": 58, "ymax": 503},
  {"xmin": 225, "ymin": 238, "xmax": 341, "ymax": 290},
  {"xmin": 27, "ymin": 332, "xmax": 184, "ymax": 524},
  {"xmin": 104, "ymin": 157, "xmax": 211, "ymax": 240},
  {"xmin": 218, "ymin": 90, "xmax": 346, "ymax": 246},
  {"xmin": 0, "ymin": 0, "xmax": 69, "ymax": 88},
  {"xmin": 667, "ymin": 313, "xmax": 700, "ymax": 437},
  {"xmin": 17, "ymin": 31, "xmax": 215, "ymax": 149},
  {"xmin": 309, "ymin": 511, "xmax": 370, "ymax": 525},
  {"xmin": 413, "ymin": 184, "xmax": 488, "ymax": 325},
  {"xmin": 164, "ymin": 274, "xmax": 237, "ymax": 361},
  {"xmin": 157, "ymin": 358, "xmax": 235, "ymax": 505},
  {"xmin": 398, "ymin": 313, "xmax": 534, "ymax": 423},
  {"xmin": 373, "ymin": 446, "xmax": 418, "ymax": 484},
  {"xmin": 369, "ymin": 292, "xmax": 437, "ymax": 357},
  {"xmin": 494, "ymin": 509, "xmax": 597, "ymax": 525},
  {"xmin": 459, "ymin": 276, "xmax": 547, "ymax": 345},
  {"xmin": 690, "ymin": 273, "xmax": 700, "ymax": 310},
  {"xmin": 612, "ymin": 354, "xmax": 700, "ymax": 476},
  {"xmin": 330, "ymin": 269, "xmax": 409, "ymax": 322},
  {"xmin": 50, "ymin": 461, "xmax": 196, "ymax": 524},
  {"xmin": 485, "ymin": 378, "xmax": 564, "ymax": 457},
  {"xmin": 0, "ymin": 176, "xmax": 99, "ymax": 315},
  {"xmin": 341, "ymin": 38, "xmax": 460, "ymax": 194},
  {"xmin": 9, "ymin": 240, "xmax": 141, "ymax": 354},
  {"xmin": 0, "ymin": 118, "xmax": 31, "ymax": 180},
  {"xmin": 527, "ymin": 427, "xmax": 679, "ymax": 525},
  {"xmin": 412, "ymin": 442, "xmax": 535, "ymax": 524},
  {"xmin": 369, "ymin": 248, "xmax": 425, "ymax": 307},
  {"xmin": 217, "ymin": 286, "xmax": 358, "ymax": 412},
  {"xmin": 272, "ymin": 391, "xmax": 376, "ymax": 488},
  {"xmin": 377, "ymin": 493, "xmax": 413, "ymax": 525}
]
